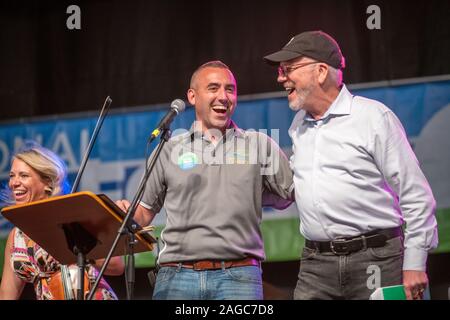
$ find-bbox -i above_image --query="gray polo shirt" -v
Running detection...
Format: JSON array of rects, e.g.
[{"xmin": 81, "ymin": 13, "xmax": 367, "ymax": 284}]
[{"xmin": 140, "ymin": 121, "xmax": 294, "ymax": 263}]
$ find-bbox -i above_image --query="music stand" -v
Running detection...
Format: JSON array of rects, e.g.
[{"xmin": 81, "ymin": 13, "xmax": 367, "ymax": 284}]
[{"xmin": 1, "ymin": 191, "xmax": 156, "ymax": 299}]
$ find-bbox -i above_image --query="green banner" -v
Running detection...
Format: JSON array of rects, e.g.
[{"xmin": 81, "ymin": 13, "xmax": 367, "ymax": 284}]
[
  {"xmin": 1, "ymin": 208, "xmax": 448, "ymax": 273},
  {"xmin": 132, "ymin": 207, "xmax": 450, "ymax": 268},
  {"xmin": 0, "ymin": 209, "xmax": 450, "ymax": 270}
]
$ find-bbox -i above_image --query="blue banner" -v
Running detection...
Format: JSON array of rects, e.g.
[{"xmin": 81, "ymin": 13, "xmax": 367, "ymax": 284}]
[{"xmin": 1, "ymin": 79, "xmax": 450, "ymax": 262}]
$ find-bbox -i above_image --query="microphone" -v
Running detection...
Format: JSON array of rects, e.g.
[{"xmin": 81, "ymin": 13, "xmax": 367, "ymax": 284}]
[{"xmin": 149, "ymin": 99, "xmax": 186, "ymax": 141}]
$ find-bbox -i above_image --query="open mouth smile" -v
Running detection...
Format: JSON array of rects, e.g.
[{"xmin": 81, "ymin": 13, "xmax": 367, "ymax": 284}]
[{"xmin": 212, "ymin": 105, "xmax": 228, "ymax": 114}]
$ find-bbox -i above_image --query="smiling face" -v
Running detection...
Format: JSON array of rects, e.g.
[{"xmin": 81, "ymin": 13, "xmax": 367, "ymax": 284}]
[
  {"xmin": 187, "ymin": 66, "xmax": 237, "ymax": 133},
  {"xmin": 277, "ymin": 57, "xmax": 318, "ymax": 112},
  {"xmin": 8, "ymin": 158, "xmax": 50, "ymax": 205}
]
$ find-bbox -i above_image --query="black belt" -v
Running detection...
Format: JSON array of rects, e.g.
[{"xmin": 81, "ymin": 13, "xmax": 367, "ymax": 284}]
[{"xmin": 305, "ymin": 227, "xmax": 402, "ymax": 255}]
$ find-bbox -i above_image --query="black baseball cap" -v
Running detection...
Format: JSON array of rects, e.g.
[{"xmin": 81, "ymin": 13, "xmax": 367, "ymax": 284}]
[{"xmin": 264, "ymin": 30, "xmax": 345, "ymax": 69}]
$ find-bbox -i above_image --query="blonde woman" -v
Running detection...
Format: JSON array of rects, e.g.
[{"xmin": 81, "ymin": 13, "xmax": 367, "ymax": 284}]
[{"xmin": 0, "ymin": 141, "xmax": 124, "ymax": 300}]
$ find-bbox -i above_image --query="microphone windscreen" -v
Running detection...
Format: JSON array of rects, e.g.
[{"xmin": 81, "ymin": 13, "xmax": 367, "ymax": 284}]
[{"xmin": 171, "ymin": 99, "xmax": 186, "ymax": 113}]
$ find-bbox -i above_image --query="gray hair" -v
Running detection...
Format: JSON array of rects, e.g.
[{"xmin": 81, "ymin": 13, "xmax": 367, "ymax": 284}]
[{"xmin": 327, "ymin": 65, "xmax": 343, "ymax": 88}]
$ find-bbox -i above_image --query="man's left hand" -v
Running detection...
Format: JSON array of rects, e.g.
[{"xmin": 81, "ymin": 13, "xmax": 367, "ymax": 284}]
[{"xmin": 403, "ymin": 270, "xmax": 428, "ymax": 300}]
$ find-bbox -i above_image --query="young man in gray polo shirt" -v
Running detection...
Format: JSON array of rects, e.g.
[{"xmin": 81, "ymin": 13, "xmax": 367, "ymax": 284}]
[{"xmin": 117, "ymin": 61, "xmax": 294, "ymax": 300}]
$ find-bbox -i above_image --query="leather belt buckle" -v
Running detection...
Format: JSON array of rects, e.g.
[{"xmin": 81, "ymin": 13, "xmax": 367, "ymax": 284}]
[
  {"xmin": 193, "ymin": 261, "xmax": 211, "ymax": 271},
  {"xmin": 330, "ymin": 238, "xmax": 351, "ymax": 255},
  {"xmin": 180, "ymin": 258, "xmax": 259, "ymax": 271}
]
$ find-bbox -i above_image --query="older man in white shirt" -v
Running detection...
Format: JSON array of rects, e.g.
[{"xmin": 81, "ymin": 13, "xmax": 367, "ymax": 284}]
[{"xmin": 264, "ymin": 30, "xmax": 438, "ymax": 300}]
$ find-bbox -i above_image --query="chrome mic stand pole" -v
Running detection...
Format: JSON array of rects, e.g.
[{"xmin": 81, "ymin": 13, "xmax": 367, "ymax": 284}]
[
  {"xmin": 87, "ymin": 128, "xmax": 172, "ymax": 300},
  {"xmin": 69, "ymin": 96, "xmax": 112, "ymax": 300}
]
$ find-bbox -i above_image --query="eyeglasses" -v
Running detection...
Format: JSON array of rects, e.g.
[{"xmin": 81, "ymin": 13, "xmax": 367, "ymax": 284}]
[{"xmin": 277, "ymin": 61, "xmax": 319, "ymax": 78}]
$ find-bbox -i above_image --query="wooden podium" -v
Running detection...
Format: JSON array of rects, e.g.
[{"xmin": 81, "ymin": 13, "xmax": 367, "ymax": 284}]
[{"xmin": 1, "ymin": 191, "xmax": 156, "ymax": 265}]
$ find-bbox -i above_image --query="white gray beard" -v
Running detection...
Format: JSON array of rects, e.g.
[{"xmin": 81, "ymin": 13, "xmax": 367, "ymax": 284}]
[{"xmin": 288, "ymin": 87, "xmax": 312, "ymax": 112}]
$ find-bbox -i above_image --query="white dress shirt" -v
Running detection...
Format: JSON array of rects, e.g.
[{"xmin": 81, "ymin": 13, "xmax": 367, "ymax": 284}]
[{"xmin": 289, "ymin": 84, "xmax": 438, "ymax": 271}]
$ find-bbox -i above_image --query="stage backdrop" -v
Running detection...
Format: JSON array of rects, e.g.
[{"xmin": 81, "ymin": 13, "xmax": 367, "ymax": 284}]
[{"xmin": 1, "ymin": 78, "xmax": 449, "ymax": 271}]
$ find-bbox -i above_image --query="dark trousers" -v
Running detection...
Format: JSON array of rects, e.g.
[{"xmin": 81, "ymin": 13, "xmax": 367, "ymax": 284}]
[{"xmin": 294, "ymin": 236, "xmax": 404, "ymax": 300}]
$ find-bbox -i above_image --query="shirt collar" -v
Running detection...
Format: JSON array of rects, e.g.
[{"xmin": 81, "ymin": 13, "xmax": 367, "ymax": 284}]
[
  {"xmin": 189, "ymin": 120, "xmax": 244, "ymax": 142},
  {"xmin": 304, "ymin": 84, "xmax": 352, "ymax": 122}
]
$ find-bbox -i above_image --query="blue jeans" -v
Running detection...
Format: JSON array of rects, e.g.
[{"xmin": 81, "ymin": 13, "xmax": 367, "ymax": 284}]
[{"xmin": 152, "ymin": 265, "xmax": 263, "ymax": 300}]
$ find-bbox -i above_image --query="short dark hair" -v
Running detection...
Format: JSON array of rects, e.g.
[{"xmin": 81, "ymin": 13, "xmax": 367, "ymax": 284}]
[{"xmin": 190, "ymin": 60, "xmax": 231, "ymax": 88}]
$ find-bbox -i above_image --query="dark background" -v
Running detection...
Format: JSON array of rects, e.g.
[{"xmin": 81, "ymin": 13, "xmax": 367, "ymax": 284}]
[
  {"xmin": 2, "ymin": 0, "xmax": 450, "ymax": 300},
  {"xmin": 1, "ymin": 0, "xmax": 450, "ymax": 120}
]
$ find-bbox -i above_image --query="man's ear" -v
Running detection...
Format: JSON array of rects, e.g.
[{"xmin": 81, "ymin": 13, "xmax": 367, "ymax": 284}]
[
  {"xmin": 317, "ymin": 63, "xmax": 329, "ymax": 85},
  {"xmin": 187, "ymin": 88, "xmax": 195, "ymax": 106}
]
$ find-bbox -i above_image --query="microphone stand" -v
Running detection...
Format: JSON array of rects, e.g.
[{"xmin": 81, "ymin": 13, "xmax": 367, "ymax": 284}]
[
  {"xmin": 65, "ymin": 96, "xmax": 112, "ymax": 300},
  {"xmin": 87, "ymin": 128, "xmax": 172, "ymax": 300},
  {"xmin": 72, "ymin": 96, "xmax": 112, "ymax": 193}
]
